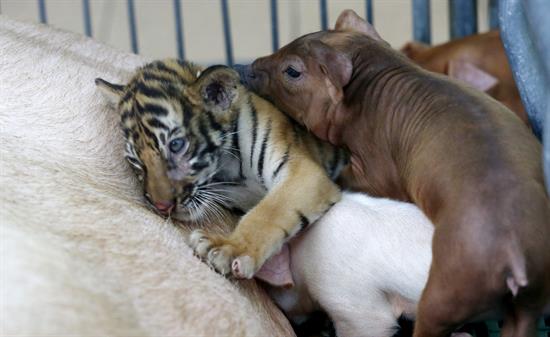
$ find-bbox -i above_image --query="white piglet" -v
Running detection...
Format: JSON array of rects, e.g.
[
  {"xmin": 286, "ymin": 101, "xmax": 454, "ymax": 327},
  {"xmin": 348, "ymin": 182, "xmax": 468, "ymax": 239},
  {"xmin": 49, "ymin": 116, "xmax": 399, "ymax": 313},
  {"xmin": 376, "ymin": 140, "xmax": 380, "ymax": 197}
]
[{"xmin": 257, "ymin": 192, "xmax": 434, "ymax": 337}]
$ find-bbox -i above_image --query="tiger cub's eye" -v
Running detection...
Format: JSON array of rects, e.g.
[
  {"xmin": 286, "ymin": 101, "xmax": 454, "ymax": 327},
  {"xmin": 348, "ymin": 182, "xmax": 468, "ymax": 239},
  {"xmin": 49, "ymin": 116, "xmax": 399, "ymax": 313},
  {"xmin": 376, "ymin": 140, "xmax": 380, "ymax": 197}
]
[{"xmin": 169, "ymin": 138, "xmax": 187, "ymax": 154}]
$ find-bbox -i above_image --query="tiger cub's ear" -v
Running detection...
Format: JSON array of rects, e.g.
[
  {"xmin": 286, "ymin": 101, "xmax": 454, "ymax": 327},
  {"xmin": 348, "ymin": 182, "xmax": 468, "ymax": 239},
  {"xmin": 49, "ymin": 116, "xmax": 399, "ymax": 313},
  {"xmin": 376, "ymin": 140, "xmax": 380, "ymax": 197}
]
[
  {"xmin": 189, "ymin": 66, "xmax": 240, "ymax": 114},
  {"xmin": 95, "ymin": 78, "xmax": 125, "ymax": 105}
]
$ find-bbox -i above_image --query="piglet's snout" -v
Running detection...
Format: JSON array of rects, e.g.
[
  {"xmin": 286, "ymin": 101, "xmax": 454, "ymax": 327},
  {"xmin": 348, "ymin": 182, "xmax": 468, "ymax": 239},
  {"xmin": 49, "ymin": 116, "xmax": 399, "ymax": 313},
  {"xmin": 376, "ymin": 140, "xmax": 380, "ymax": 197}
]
[
  {"xmin": 234, "ymin": 63, "xmax": 269, "ymax": 94},
  {"xmin": 233, "ymin": 64, "xmax": 254, "ymax": 86}
]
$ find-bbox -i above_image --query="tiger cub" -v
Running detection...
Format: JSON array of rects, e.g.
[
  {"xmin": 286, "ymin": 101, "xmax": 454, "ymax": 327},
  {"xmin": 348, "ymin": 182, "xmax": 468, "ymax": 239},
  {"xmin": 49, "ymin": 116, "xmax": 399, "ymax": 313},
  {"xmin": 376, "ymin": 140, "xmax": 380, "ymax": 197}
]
[{"xmin": 95, "ymin": 59, "xmax": 347, "ymax": 279}]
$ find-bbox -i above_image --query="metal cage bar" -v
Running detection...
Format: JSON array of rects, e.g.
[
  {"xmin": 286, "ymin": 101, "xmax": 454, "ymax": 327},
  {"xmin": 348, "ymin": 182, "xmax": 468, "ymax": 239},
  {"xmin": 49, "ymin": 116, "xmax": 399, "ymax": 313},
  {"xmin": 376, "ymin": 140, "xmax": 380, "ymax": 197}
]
[
  {"xmin": 221, "ymin": 0, "xmax": 234, "ymax": 66},
  {"xmin": 489, "ymin": 0, "xmax": 499, "ymax": 29},
  {"xmin": 413, "ymin": 0, "xmax": 431, "ymax": 44},
  {"xmin": 449, "ymin": 0, "xmax": 477, "ymax": 39},
  {"xmin": 366, "ymin": 0, "xmax": 373, "ymax": 24},
  {"xmin": 320, "ymin": 0, "xmax": 328, "ymax": 30},
  {"xmin": 127, "ymin": 0, "xmax": 138, "ymax": 54},
  {"xmin": 38, "ymin": 0, "xmax": 47, "ymax": 24},
  {"xmin": 270, "ymin": 0, "xmax": 279, "ymax": 52},
  {"xmin": 173, "ymin": 0, "xmax": 185, "ymax": 60},
  {"xmin": 82, "ymin": 0, "xmax": 92, "ymax": 37}
]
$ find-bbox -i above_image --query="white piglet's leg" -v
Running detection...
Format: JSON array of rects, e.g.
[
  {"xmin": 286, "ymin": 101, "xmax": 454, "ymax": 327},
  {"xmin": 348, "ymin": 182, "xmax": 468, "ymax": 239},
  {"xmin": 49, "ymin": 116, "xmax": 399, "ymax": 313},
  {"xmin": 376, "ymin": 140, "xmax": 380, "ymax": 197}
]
[{"xmin": 331, "ymin": 293, "xmax": 399, "ymax": 337}]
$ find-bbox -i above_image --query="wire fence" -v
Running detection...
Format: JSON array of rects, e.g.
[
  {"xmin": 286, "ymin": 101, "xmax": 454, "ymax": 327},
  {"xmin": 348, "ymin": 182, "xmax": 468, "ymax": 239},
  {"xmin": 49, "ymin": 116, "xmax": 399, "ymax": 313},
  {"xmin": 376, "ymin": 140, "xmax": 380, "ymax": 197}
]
[{"xmin": 23, "ymin": 0, "xmax": 499, "ymax": 66}]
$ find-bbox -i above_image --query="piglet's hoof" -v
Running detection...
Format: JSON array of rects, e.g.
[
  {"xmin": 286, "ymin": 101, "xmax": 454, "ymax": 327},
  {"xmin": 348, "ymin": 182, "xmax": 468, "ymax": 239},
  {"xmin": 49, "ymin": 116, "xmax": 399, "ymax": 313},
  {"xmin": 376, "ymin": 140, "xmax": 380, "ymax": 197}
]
[{"xmin": 231, "ymin": 256, "xmax": 255, "ymax": 279}]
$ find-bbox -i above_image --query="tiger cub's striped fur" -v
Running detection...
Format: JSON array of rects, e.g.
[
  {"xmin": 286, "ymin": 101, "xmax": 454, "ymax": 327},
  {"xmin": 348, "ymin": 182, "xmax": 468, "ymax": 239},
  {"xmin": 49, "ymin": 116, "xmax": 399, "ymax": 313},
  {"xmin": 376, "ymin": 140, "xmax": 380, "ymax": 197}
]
[{"xmin": 96, "ymin": 59, "xmax": 347, "ymax": 279}]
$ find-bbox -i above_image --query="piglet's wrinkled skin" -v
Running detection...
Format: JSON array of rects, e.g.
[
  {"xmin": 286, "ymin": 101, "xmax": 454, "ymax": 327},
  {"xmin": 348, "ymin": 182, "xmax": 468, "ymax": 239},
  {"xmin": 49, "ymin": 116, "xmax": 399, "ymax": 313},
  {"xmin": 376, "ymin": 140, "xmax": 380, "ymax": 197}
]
[{"xmin": 240, "ymin": 9, "xmax": 550, "ymax": 337}]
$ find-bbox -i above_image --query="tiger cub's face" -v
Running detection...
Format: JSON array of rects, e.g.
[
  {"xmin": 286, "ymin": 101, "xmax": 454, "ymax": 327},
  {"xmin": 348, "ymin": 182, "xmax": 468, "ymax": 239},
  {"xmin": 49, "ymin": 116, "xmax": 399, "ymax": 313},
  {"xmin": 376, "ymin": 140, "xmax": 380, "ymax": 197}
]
[{"xmin": 96, "ymin": 60, "xmax": 243, "ymax": 221}]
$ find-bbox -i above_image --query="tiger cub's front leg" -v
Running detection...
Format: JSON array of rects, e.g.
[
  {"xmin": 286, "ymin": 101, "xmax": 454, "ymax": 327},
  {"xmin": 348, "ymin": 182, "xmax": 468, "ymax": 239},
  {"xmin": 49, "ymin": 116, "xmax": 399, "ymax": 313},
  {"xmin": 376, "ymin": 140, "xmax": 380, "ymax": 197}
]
[{"xmin": 189, "ymin": 158, "xmax": 341, "ymax": 278}]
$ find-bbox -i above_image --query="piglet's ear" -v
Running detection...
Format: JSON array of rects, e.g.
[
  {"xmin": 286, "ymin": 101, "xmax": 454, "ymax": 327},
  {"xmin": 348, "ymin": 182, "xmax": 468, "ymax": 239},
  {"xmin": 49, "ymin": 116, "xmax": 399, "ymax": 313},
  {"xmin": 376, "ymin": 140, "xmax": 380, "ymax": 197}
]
[
  {"xmin": 189, "ymin": 65, "xmax": 240, "ymax": 114},
  {"xmin": 335, "ymin": 9, "xmax": 383, "ymax": 42},
  {"xmin": 447, "ymin": 60, "xmax": 499, "ymax": 92},
  {"xmin": 311, "ymin": 41, "xmax": 352, "ymax": 105}
]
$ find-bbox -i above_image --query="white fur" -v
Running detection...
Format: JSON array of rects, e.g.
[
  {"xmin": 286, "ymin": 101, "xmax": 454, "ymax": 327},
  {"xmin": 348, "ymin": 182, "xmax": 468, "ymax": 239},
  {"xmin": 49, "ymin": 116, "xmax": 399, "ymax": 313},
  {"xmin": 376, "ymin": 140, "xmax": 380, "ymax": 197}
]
[
  {"xmin": 0, "ymin": 17, "xmax": 294, "ymax": 336},
  {"xmin": 269, "ymin": 192, "xmax": 434, "ymax": 337}
]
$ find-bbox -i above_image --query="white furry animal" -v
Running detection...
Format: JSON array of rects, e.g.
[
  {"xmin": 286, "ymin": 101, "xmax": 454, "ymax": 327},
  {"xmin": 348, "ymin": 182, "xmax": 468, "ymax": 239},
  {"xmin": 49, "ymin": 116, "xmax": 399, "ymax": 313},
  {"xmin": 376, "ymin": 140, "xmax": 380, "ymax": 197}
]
[
  {"xmin": 0, "ymin": 17, "xmax": 294, "ymax": 336},
  {"xmin": 266, "ymin": 192, "xmax": 434, "ymax": 337}
]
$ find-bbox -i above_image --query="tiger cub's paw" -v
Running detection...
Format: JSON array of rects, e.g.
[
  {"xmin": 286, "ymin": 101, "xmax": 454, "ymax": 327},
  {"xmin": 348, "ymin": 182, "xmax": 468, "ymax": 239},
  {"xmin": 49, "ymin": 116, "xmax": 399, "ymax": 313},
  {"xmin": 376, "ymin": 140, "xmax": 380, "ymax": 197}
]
[{"xmin": 189, "ymin": 229, "xmax": 257, "ymax": 279}]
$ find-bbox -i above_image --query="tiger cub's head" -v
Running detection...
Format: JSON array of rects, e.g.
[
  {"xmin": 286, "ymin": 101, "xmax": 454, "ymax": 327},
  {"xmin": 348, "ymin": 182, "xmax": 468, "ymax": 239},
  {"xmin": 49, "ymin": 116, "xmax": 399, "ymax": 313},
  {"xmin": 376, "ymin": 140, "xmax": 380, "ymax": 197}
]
[{"xmin": 96, "ymin": 59, "xmax": 243, "ymax": 221}]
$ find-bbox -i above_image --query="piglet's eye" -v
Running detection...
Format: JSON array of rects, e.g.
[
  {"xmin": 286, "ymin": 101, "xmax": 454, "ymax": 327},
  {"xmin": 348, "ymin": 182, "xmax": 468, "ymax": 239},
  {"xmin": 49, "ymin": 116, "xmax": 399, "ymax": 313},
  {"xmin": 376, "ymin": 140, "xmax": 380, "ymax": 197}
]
[
  {"xmin": 284, "ymin": 66, "xmax": 302, "ymax": 79},
  {"xmin": 169, "ymin": 138, "xmax": 187, "ymax": 154}
]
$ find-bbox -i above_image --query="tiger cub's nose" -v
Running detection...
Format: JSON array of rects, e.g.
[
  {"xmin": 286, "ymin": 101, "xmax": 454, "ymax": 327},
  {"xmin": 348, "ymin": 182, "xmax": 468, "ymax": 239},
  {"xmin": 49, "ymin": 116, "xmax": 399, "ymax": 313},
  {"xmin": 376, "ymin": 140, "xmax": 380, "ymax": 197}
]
[{"xmin": 154, "ymin": 200, "xmax": 175, "ymax": 215}]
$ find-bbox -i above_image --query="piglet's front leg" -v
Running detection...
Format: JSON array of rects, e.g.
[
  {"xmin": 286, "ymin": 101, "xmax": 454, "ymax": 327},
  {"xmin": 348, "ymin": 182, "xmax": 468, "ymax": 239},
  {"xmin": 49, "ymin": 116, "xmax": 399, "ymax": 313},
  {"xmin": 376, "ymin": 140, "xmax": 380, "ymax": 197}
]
[{"xmin": 189, "ymin": 160, "xmax": 341, "ymax": 279}]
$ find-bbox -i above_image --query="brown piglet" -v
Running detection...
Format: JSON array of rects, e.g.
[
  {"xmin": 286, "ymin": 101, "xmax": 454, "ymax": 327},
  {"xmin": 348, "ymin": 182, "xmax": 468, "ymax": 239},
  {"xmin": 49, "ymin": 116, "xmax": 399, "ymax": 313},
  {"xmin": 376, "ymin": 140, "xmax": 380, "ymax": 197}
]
[{"xmin": 237, "ymin": 9, "xmax": 550, "ymax": 337}]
